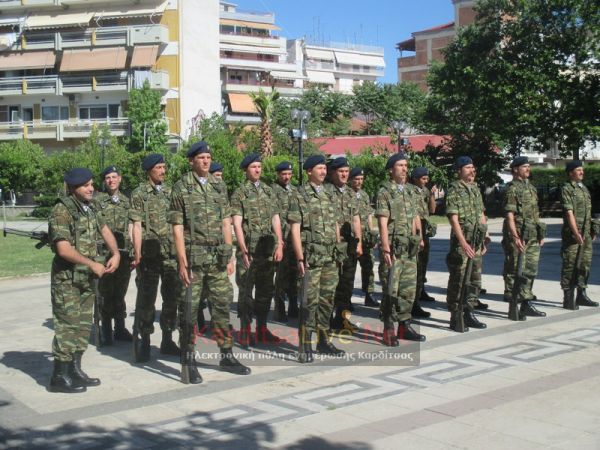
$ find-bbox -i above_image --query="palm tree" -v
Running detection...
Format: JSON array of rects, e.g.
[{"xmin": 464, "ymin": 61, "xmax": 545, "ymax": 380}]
[{"xmin": 249, "ymin": 88, "xmax": 280, "ymax": 158}]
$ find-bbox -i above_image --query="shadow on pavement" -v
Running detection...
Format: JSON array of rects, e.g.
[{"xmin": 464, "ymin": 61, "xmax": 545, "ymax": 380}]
[{"xmin": 0, "ymin": 351, "xmax": 52, "ymax": 388}]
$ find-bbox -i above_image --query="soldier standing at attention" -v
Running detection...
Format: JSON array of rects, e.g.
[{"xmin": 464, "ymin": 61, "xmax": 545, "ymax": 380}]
[
  {"xmin": 502, "ymin": 156, "xmax": 547, "ymax": 320},
  {"xmin": 410, "ymin": 166, "xmax": 438, "ymax": 318},
  {"xmin": 376, "ymin": 153, "xmax": 425, "ymax": 346},
  {"xmin": 170, "ymin": 141, "xmax": 250, "ymax": 383},
  {"xmin": 445, "ymin": 156, "xmax": 491, "ymax": 332},
  {"xmin": 349, "ymin": 167, "xmax": 379, "ymax": 307},
  {"xmin": 272, "ymin": 161, "xmax": 299, "ymax": 321},
  {"xmin": 231, "ymin": 153, "xmax": 284, "ymax": 345},
  {"xmin": 130, "ymin": 153, "xmax": 181, "ymax": 362},
  {"xmin": 560, "ymin": 160, "xmax": 599, "ymax": 309},
  {"xmin": 94, "ymin": 166, "xmax": 134, "ymax": 344},
  {"xmin": 288, "ymin": 154, "xmax": 345, "ymax": 361},
  {"xmin": 327, "ymin": 157, "xmax": 363, "ymax": 332},
  {"xmin": 48, "ymin": 168, "xmax": 120, "ymax": 393}
]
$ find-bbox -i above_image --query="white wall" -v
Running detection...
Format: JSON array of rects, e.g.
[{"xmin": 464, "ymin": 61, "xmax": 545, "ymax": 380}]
[{"xmin": 179, "ymin": 0, "xmax": 221, "ymax": 139}]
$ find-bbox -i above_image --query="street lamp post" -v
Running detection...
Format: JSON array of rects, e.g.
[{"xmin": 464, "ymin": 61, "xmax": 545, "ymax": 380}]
[
  {"xmin": 98, "ymin": 137, "xmax": 109, "ymax": 169},
  {"xmin": 290, "ymin": 109, "xmax": 310, "ymax": 185},
  {"xmin": 391, "ymin": 120, "xmax": 407, "ymax": 153}
]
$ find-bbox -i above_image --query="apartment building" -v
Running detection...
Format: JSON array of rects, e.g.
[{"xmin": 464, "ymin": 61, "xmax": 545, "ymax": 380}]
[
  {"xmin": 0, "ymin": 0, "xmax": 221, "ymax": 148},
  {"xmin": 288, "ymin": 39, "xmax": 385, "ymax": 94}
]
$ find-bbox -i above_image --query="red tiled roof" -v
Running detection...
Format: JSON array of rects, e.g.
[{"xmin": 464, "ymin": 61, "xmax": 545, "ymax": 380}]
[
  {"xmin": 313, "ymin": 135, "xmax": 446, "ymax": 155},
  {"xmin": 414, "ymin": 21, "xmax": 454, "ymax": 34}
]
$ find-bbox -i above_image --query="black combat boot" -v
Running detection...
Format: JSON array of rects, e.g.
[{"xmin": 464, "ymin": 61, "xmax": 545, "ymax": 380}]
[
  {"xmin": 397, "ymin": 320, "xmax": 426, "ymax": 342},
  {"xmin": 508, "ymin": 299, "xmax": 526, "ymax": 321},
  {"xmin": 287, "ymin": 296, "xmax": 299, "ymax": 318},
  {"xmin": 160, "ymin": 330, "xmax": 181, "ymax": 356},
  {"xmin": 219, "ymin": 348, "xmax": 251, "ymax": 375},
  {"xmin": 197, "ymin": 307, "xmax": 206, "ymax": 334},
  {"xmin": 411, "ymin": 300, "xmax": 431, "ymax": 319},
  {"xmin": 364, "ymin": 293, "xmax": 379, "ymax": 307},
  {"xmin": 563, "ymin": 289, "xmax": 578, "ymax": 310},
  {"xmin": 180, "ymin": 350, "xmax": 202, "ymax": 384},
  {"xmin": 273, "ymin": 296, "xmax": 288, "ymax": 322},
  {"xmin": 298, "ymin": 331, "xmax": 314, "ymax": 363},
  {"xmin": 330, "ymin": 309, "xmax": 358, "ymax": 333},
  {"xmin": 450, "ymin": 310, "xmax": 468, "ymax": 332},
  {"xmin": 420, "ymin": 290, "xmax": 436, "ymax": 302},
  {"xmin": 382, "ymin": 317, "xmax": 399, "ymax": 347},
  {"xmin": 71, "ymin": 351, "xmax": 100, "ymax": 387},
  {"xmin": 114, "ymin": 318, "xmax": 133, "ymax": 342},
  {"xmin": 316, "ymin": 330, "xmax": 345, "ymax": 355},
  {"xmin": 48, "ymin": 360, "xmax": 86, "ymax": 393},
  {"xmin": 576, "ymin": 289, "xmax": 599, "ymax": 307},
  {"xmin": 135, "ymin": 333, "xmax": 151, "ymax": 362},
  {"xmin": 520, "ymin": 300, "xmax": 546, "ymax": 317},
  {"xmin": 101, "ymin": 320, "xmax": 113, "ymax": 346},
  {"xmin": 473, "ymin": 299, "xmax": 489, "ymax": 310},
  {"xmin": 464, "ymin": 311, "xmax": 487, "ymax": 329}
]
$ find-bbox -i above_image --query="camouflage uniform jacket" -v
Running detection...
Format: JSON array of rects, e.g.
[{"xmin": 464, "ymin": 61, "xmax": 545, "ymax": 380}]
[
  {"xmin": 272, "ymin": 182, "xmax": 297, "ymax": 239},
  {"xmin": 324, "ymin": 182, "xmax": 358, "ymax": 243},
  {"xmin": 168, "ymin": 172, "xmax": 230, "ymax": 248},
  {"xmin": 445, "ymin": 180, "xmax": 484, "ymax": 239},
  {"xmin": 375, "ymin": 181, "xmax": 418, "ymax": 237},
  {"xmin": 93, "ymin": 191, "xmax": 131, "ymax": 252},
  {"xmin": 413, "ymin": 185, "xmax": 431, "ymax": 220},
  {"xmin": 502, "ymin": 179, "xmax": 540, "ymax": 239},
  {"xmin": 288, "ymin": 183, "xmax": 338, "ymax": 246},
  {"xmin": 230, "ymin": 180, "xmax": 278, "ymax": 253},
  {"xmin": 49, "ymin": 195, "xmax": 106, "ymax": 274},
  {"xmin": 129, "ymin": 180, "xmax": 173, "ymax": 257},
  {"xmin": 560, "ymin": 180, "xmax": 592, "ymax": 236}
]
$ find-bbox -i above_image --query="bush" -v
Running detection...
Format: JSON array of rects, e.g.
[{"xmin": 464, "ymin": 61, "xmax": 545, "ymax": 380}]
[{"xmin": 0, "ymin": 140, "xmax": 45, "ymax": 196}]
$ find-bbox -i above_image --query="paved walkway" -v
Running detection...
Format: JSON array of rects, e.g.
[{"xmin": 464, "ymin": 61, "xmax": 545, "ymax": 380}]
[{"xmin": 0, "ymin": 218, "xmax": 598, "ymax": 449}]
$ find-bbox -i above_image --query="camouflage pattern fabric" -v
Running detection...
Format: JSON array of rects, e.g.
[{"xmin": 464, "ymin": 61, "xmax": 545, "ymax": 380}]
[
  {"xmin": 445, "ymin": 180, "xmax": 485, "ymax": 311},
  {"xmin": 287, "ymin": 183, "xmax": 339, "ymax": 332},
  {"xmin": 354, "ymin": 188, "xmax": 375, "ymax": 294},
  {"xmin": 231, "ymin": 180, "xmax": 279, "ymax": 322},
  {"xmin": 169, "ymin": 172, "xmax": 234, "ymax": 351},
  {"xmin": 501, "ymin": 179, "xmax": 541, "ymax": 301},
  {"xmin": 375, "ymin": 181, "xmax": 419, "ymax": 322},
  {"xmin": 414, "ymin": 185, "xmax": 432, "ymax": 301},
  {"xmin": 560, "ymin": 181, "xmax": 594, "ymax": 289},
  {"xmin": 49, "ymin": 195, "xmax": 105, "ymax": 362},
  {"xmin": 273, "ymin": 183, "xmax": 298, "ymax": 303},
  {"xmin": 93, "ymin": 191, "xmax": 131, "ymax": 321},
  {"xmin": 130, "ymin": 181, "xmax": 179, "ymax": 334}
]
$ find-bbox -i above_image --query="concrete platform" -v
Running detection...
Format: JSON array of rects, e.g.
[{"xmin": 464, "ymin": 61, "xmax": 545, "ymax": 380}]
[{"xmin": 0, "ymin": 218, "xmax": 599, "ymax": 449}]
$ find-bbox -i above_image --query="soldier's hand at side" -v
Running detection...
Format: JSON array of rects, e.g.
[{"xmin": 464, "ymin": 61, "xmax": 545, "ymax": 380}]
[
  {"xmin": 383, "ymin": 251, "xmax": 393, "ymax": 268},
  {"xmin": 539, "ymin": 239, "xmax": 545, "ymax": 247},
  {"xmin": 105, "ymin": 254, "xmax": 120, "ymax": 274},
  {"xmin": 273, "ymin": 245, "xmax": 283, "ymax": 262},
  {"xmin": 461, "ymin": 242, "xmax": 476, "ymax": 259},
  {"xmin": 419, "ymin": 239, "xmax": 425, "ymax": 250},
  {"xmin": 575, "ymin": 232, "xmax": 585, "ymax": 245},
  {"xmin": 131, "ymin": 252, "xmax": 141, "ymax": 270},
  {"xmin": 242, "ymin": 251, "xmax": 252, "ymax": 269},
  {"xmin": 179, "ymin": 262, "xmax": 190, "ymax": 288},
  {"xmin": 297, "ymin": 261, "xmax": 305, "ymax": 277},
  {"xmin": 90, "ymin": 261, "xmax": 106, "ymax": 278},
  {"xmin": 356, "ymin": 242, "xmax": 363, "ymax": 258},
  {"xmin": 514, "ymin": 236, "xmax": 526, "ymax": 253},
  {"xmin": 227, "ymin": 260, "xmax": 234, "ymax": 276}
]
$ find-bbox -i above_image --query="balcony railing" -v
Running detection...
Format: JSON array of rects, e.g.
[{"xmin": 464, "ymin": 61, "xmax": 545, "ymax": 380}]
[
  {"xmin": 305, "ymin": 60, "xmax": 335, "ymax": 70},
  {"xmin": 0, "ymin": 118, "xmax": 130, "ymax": 141}
]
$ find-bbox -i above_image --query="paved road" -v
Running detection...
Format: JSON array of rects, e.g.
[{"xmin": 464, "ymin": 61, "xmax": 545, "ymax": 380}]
[{"xmin": 0, "ymin": 218, "xmax": 598, "ymax": 449}]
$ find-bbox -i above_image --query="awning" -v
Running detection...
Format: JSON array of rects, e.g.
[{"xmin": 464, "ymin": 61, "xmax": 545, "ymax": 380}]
[
  {"xmin": 94, "ymin": 0, "xmax": 168, "ymax": 21},
  {"xmin": 305, "ymin": 47, "xmax": 335, "ymax": 61},
  {"xmin": 0, "ymin": 50, "xmax": 56, "ymax": 70},
  {"xmin": 220, "ymin": 43, "xmax": 285, "ymax": 56},
  {"xmin": 228, "ymin": 93, "xmax": 257, "ymax": 114},
  {"xmin": 334, "ymin": 51, "xmax": 385, "ymax": 67},
  {"xmin": 60, "ymin": 47, "xmax": 127, "ymax": 72},
  {"xmin": 131, "ymin": 45, "xmax": 159, "ymax": 67},
  {"xmin": 25, "ymin": 11, "xmax": 94, "ymax": 29},
  {"xmin": 0, "ymin": 15, "xmax": 26, "ymax": 27},
  {"xmin": 306, "ymin": 70, "xmax": 335, "ymax": 85},
  {"xmin": 270, "ymin": 70, "xmax": 303, "ymax": 81},
  {"xmin": 220, "ymin": 18, "xmax": 280, "ymax": 31}
]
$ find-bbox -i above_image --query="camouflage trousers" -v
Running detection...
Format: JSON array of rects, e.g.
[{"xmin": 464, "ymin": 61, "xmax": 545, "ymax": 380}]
[
  {"xmin": 415, "ymin": 238, "xmax": 430, "ymax": 301},
  {"xmin": 560, "ymin": 233, "xmax": 593, "ymax": 290},
  {"xmin": 179, "ymin": 255, "xmax": 234, "ymax": 353},
  {"xmin": 134, "ymin": 256, "xmax": 180, "ymax": 335},
  {"xmin": 99, "ymin": 253, "xmax": 131, "ymax": 321},
  {"xmin": 236, "ymin": 252, "xmax": 275, "ymax": 323},
  {"xmin": 378, "ymin": 253, "xmax": 417, "ymax": 323},
  {"xmin": 358, "ymin": 247, "xmax": 375, "ymax": 294},
  {"xmin": 502, "ymin": 237, "xmax": 540, "ymax": 301},
  {"xmin": 51, "ymin": 268, "xmax": 94, "ymax": 362},
  {"xmin": 302, "ymin": 260, "xmax": 339, "ymax": 333},
  {"xmin": 274, "ymin": 243, "xmax": 298, "ymax": 303},
  {"xmin": 446, "ymin": 242, "xmax": 482, "ymax": 312}
]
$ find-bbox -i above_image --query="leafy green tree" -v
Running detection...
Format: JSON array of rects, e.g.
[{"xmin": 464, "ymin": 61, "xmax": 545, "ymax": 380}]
[
  {"xmin": 0, "ymin": 140, "xmax": 45, "ymax": 195},
  {"xmin": 126, "ymin": 80, "xmax": 168, "ymax": 153},
  {"xmin": 250, "ymin": 88, "xmax": 280, "ymax": 158},
  {"xmin": 426, "ymin": 0, "xmax": 599, "ymax": 160}
]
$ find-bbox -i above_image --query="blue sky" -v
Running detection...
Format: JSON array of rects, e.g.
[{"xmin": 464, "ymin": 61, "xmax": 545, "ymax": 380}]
[{"xmin": 229, "ymin": 0, "xmax": 455, "ymax": 83}]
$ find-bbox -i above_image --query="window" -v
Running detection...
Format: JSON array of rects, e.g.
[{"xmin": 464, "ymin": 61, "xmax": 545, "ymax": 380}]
[
  {"xmin": 41, "ymin": 106, "xmax": 69, "ymax": 121},
  {"xmin": 79, "ymin": 104, "xmax": 120, "ymax": 120},
  {"xmin": 0, "ymin": 105, "xmax": 21, "ymax": 123}
]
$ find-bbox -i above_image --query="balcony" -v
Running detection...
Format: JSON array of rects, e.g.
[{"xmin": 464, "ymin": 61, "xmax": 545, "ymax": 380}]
[
  {"xmin": 0, "ymin": 118, "xmax": 129, "ymax": 140},
  {"xmin": 0, "ymin": 0, "xmax": 60, "ymax": 8},
  {"xmin": 305, "ymin": 60, "xmax": 335, "ymax": 71},
  {"xmin": 398, "ymin": 56, "xmax": 417, "ymax": 68},
  {"xmin": 0, "ymin": 75, "xmax": 59, "ymax": 95},
  {"xmin": 334, "ymin": 65, "xmax": 384, "ymax": 77},
  {"xmin": 61, "ymin": 72, "xmax": 128, "ymax": 93},
  {"xmin": 219, "ymin": 33, "xmax": 282, "ymax": 49},
  {"xmin": 224, "ymin": 81, "xmax": 301, "ymax": 96},
  {"xmin": 221, "ymin": 57, "xmax": 297, "ymax": 73}
]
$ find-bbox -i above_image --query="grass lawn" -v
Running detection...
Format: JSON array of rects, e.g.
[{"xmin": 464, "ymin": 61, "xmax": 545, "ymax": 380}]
[
  {"xmin": 0, "ymin": 234, "xmax": 52, "ymax": 278},
  {"xmin": 428, "ymin": 215, "xmax": 450, "ymax": 226}
]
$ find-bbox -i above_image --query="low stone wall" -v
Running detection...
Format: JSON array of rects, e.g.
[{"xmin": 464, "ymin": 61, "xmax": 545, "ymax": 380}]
[{"xmin": 1, "ymin": 205, "xmax": 36, "ymax": 218}]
